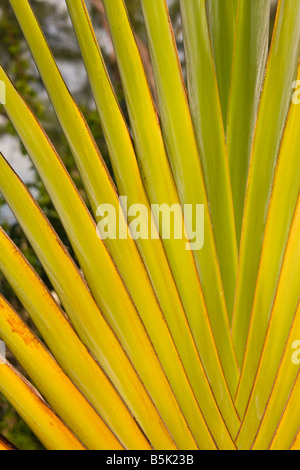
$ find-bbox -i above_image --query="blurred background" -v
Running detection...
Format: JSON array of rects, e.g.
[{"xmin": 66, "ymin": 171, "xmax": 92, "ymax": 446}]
[{"xmin": 0, "ymin": 0, "xmax": 278, "ymax": 450}]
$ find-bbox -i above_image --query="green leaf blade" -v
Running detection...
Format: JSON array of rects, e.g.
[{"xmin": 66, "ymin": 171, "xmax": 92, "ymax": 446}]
[
  {"xmin": 232, "ymin": 0, "xmax": 300, "ymax": 367},
  {"xmin": 227, "ymin": 0, "xmax": 270, "ymax": 244}
]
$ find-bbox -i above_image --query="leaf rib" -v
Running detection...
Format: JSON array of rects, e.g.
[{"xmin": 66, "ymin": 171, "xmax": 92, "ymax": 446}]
[
  {"xmin": 5, "ymin": 2, "xmax": 218, "ymax": 447},
  {"xmin": 232, "ymin": 0, "xmax": 300, "ymax": 367},
  {"xmin": 0, "ymin": 153, "xmax": 176, "ymax": 450},
  {"xmin": 0, "ymin": 296, "xmax": 123, "ymax": 450},
  {"xmin": 236, "ymin": 194, "xmax": 300, "ymax": 449},
  {"xmin": 0, "ymin": 227, "xmax": 152, "ymax": 450},
  {"xmin": 0, "ymin": 362, "xmax": 86, "ymax": 451},
  {"xmin": 180, "ymin": 0, "xmax": 238, "ymax": 320},
  {"xmin": 226, "ymin": 0, "xmax": 270, "ymax": 244},
  {"xmin": 66, "ymin": 0, "xmax": 239, "ymax": 447},
  {"xmin": 235, "ymin": 63, "xmax": 300, "ymax": 418},
  {"xmin": 252, "ymin": 302, "xmax": 300, "ymax": 450},
  {"xmin": 103, "ymin": 0, "xmax": 239, "ymax": 406}
]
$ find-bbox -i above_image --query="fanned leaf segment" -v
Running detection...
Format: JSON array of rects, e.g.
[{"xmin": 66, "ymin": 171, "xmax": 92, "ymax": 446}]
[{"xmin": 0, "ymin": 0, "xmax": 299, "ymax": 450}]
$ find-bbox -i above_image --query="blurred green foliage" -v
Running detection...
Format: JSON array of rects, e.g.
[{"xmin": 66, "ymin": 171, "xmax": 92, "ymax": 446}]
[{"xmin": 0, "ymin": 397, "xmax": 44, "ymax": 450}]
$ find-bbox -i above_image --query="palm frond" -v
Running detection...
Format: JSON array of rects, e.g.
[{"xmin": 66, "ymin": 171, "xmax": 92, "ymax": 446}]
[{"xmin": 0, "ymin": 0, "xmax": 299, "ymax": 450}]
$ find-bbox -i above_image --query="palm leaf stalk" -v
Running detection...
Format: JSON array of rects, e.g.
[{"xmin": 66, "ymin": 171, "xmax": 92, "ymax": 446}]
[{"xmin": 0, "ymin": 0, "xmax": 299, "ymax": 450}]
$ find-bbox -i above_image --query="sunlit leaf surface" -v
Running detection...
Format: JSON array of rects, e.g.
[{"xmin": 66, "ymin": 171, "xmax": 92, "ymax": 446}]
[{"xmin": 0, "ymin": 0, "xmax": 299, "ymax": 450}]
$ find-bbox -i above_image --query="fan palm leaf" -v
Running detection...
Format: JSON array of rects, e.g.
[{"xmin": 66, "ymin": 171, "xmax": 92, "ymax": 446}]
[{"xmin": 0, "ymin": 0, "xmax": 299, "ymax": 450}]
